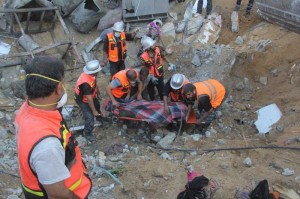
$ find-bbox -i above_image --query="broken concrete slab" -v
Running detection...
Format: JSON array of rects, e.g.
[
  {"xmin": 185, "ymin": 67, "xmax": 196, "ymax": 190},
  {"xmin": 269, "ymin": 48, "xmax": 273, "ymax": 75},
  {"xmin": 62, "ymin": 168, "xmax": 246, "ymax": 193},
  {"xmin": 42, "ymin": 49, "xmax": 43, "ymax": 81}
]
[
  {"xmin": 18, "ymin": 34, "xmax": 40, "ymax": 52},
  {"xmin": 231, "ymin": 11, "xmax": 239, "ymax": 33},
  {"xmin": 160, "ymin": 22, "xmax": 176, "ymax": 48},
  {"xmin": 235, "ymin": 36, "xmax": 244, "ymax": 45},
  {"xmin": 259, "ymin": 76, "xmax": 268, "ymax": 85},
  {"xmin": 97, "ymin": 6, "xmax": 122, "ymax": 32},
  {"xmin": 51, "ymin": 0, "xmax": 83, "ymax": 16},
  {"xmin": 175, "ymin": 20, "xmax": 186, "ymax": 33},
  {"xmin": 157, "ymin": 132, "xmax": 176, "ymax": 148},
  {"xmin": 70, "ymin": 0, "xmax": 105, "ymax": 33},
  {"xmin": 255, "ymin": 103, "xmax": 282, "ymax": 134},
  {"xmin": 186, "ymin": 15, "xmax": 203, "ymax": 35}
]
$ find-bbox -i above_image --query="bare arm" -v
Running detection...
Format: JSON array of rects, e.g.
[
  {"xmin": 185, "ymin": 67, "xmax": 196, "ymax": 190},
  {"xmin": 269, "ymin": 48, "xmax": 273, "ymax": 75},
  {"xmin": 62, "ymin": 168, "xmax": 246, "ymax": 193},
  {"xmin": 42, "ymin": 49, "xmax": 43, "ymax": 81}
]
[
  {"xmin": 86, "ymin": 95, "xmax": 100, "ymax": 116},
  {"xmin": 103, "ymin": 52, "xmax": 108, "ymax": 66},
  {"xmin": 106, "ymin": 84, "xmax": 119, "ymax": 107},
  {"xmin": 136, "ymin": 81, "xmax": 143, "ymax": 100},
  {"xmin": 163, "ymin": 96, "xmax": 170, "ymax": 114},
  {"xmin": 42, "ymin": 180, "xmax": 78, "ymax": 199}
]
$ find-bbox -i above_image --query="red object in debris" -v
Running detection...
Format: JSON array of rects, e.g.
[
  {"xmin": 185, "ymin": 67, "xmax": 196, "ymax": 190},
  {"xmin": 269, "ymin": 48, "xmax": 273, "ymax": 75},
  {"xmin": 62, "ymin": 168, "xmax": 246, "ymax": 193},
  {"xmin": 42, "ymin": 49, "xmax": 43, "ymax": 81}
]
[{"xmin": 187, "ymin": 171, "xmax": 204, "ymax": 182}]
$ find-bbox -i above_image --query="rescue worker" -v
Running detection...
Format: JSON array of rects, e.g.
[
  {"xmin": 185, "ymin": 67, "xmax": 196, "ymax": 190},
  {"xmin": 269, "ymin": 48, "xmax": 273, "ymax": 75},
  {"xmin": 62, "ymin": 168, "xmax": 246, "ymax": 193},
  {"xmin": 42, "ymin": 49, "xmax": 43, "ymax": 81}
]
[
  {"xmin": 140, "ymin": 36, "xmax": 174, "ymax": 101},
  {"xmin": 15, "ymin": 56, "xmax": 91, "ymax": 199},
  {"xmin": 74, "ymin": 60, "xmax": 105, "ymax": 142},
  {"xmin": 163, "ymin": 73, "xmax": 190, "ymax": 115},
  {"xmin": 102, "ymin": 21, "xmax": 136, "ymax": 78},
  {"xmin": 106, "ymin": 69, "xmax": 138, "ymax": 107},
  {"xmin": 131, "ymin": 67, "xmax": 151, "ymax": 100},
  {"xmin": 147, "ymin": 19, "xmax": 163, "ymax": 43},
  {"xmin": 234, "ymin": 0, "xmax": 255, "ymax": 16},
  {"xmin": 183, "ymin": 79, "xmax": 227, "ymax": 129}
]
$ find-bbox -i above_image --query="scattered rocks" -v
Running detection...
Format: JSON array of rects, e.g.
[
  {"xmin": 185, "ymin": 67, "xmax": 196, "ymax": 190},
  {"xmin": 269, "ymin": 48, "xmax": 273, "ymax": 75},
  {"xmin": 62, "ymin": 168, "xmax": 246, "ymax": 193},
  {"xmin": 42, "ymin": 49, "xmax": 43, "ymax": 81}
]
[
  {"xmin": 276, "ymin": 125, "xmax": 284, "ymax": 133},
  {"xmin": 234, "ymin": 102, "xmax": 247, "ymax": 111},
  {"xmin": 153, "ymin": 166, "xmax": 164, "ymax": 178},
  {"xmin": 97, "ymin": 7, "xmax": 122, "ymax": 31},
  {"xmin": 161, "ymin": 22, "xmax": 176, "ymax": 47},
  {"xmin": 217, "ymin": 139, "xmax": 225, "ymax": 145},
  {"xmin": 186, "ymin": 15, "xmax": 203, "ymax": 35},
  {"xmin": 235, "ymin": 36, "xmax": 244, "ymax": 45},
  {"xmin": 157, "ymin": 133, "xmax": 176, "ymax": 148},
  {"xmin": 0, "ymin": 125, "xmax": 8, "ymax": 140},
  {"xmin": 191, "ymin": 54, "xmax": 201, "ymax": 67},
  {"xmin": 243, "ymin": 157, "xmax": 252, "ymax": 167},
  {"xmin": 235, "ymin": 81, "xmax": 245, "ymax": 91},
  {"xmin": 160, "ymin": 152, "xmax": 172, "ymax": 160},
  {"xmin": 222, "ymin": 126, "xmax": 232, "ymax": 135},
  {"xmin": 191, "ymin": 134, "xmax": 202, "ymax": 141},
  {"xmin": 76, "ymin": 135, "xmax": 87, "ymax": 147},
  {"xmin": 259, "ymin": 76, "xmax": 268, "ymax": 85},
  {"xmin": 153, "ymin": 135, "xmax": 162, "ymax": 142},
  {"xmin": 282, "ymin": 168, "xmax": 294, "ymax": 176}
]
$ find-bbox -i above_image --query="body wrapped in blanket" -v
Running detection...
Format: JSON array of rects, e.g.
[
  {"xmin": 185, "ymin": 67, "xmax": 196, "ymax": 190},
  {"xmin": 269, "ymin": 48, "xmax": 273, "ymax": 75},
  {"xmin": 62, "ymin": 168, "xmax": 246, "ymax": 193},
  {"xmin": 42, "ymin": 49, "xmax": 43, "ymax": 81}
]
[{"xmin": 112, "ymin": 100, "xmax": 188, "ymax": 128}]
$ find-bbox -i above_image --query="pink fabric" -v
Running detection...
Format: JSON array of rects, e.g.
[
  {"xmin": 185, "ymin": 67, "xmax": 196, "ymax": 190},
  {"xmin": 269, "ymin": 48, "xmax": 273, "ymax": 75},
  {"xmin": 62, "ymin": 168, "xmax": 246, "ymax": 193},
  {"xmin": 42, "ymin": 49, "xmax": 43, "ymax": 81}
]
[{"xmin": 187, "ymin": 171, "xmax": 204, "ymax": 182}]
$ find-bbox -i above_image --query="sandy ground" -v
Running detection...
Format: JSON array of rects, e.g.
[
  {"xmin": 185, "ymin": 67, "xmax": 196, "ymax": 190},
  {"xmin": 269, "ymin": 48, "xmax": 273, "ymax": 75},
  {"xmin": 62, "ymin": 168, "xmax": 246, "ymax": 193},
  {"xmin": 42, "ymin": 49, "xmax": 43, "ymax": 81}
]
[{"xmin": 1, "ymin": 0, "xmax": 300, "ymax": 198}]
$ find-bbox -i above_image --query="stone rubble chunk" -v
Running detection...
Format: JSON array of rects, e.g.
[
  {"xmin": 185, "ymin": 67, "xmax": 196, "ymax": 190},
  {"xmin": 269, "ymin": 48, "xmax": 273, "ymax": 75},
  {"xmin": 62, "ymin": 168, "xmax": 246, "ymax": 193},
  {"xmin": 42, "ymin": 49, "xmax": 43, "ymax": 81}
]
[
  {"xmin": 282, "ymin": 168, "xmax": 294, "ymax": 176},
  {"xmin": 235, "ymin": 36, "xmax": 244, "ymax": 45},
  {"xmin": 76, "ymin": 135, "xmax": 87, "ymax": 147},
  {"xmin": 191, "ymin": 54, "xmax": 201, "ymax": 67},
  {"xmin": 157, "ymin": 133, "xmax": 176, "ymax": 148},
  {"xmin": 235, "ymin": 81, "xmax": 245, "ymax": 91},
  {"xmin": 191, "ymin": 134, "xmax": 202, "ymax": 141},
  {"xmin": 255, "ymin": 40, "xmax": 272, "ymax": 52},
  {"xmin": 186, "ymin": 15, "xmax": 204, "ymax": 35},
  {"xmin": 160, "ymin": 152, "xmax": 172, "ymax": 160},
  {"xmin": 243, "ymin": 157, "xmax": 252, "ymax": 167},
  {"xmin": 259, "ymin": 76, "xmax": 268, "ymax": 85},
  {"xmin": 231, "ymin": 11, "xmax": 239, "ymax": 33}
]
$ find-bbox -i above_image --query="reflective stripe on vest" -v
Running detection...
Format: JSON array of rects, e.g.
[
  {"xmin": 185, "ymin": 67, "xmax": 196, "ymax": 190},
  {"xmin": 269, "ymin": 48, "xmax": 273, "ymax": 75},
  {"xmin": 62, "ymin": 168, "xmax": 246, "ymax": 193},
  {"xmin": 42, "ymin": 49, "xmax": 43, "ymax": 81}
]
[
  {"xmin": 107, "ymin": 32, "xmax": 126, "ymax": 62},
  {"xmin": 194, "ymin": 79, "xmax": 225, "ymax": 109},
  {"xmin": 140, "ymin": 47, "xmax": 163, "ymax": 77},
  {"xmin": 15, "ymin": 102, "xmax": 92, "ymax": 198},
  {"xmin": 111, "ymin": 69, "xmax": 138, "ymax": 99},
  {"xmin": 75, "ymin": 73, "xmax": 97, "ymax": 103},
  {"xmin": 169, "ymin": 78, "xmax": 189, "ymax": 102}
]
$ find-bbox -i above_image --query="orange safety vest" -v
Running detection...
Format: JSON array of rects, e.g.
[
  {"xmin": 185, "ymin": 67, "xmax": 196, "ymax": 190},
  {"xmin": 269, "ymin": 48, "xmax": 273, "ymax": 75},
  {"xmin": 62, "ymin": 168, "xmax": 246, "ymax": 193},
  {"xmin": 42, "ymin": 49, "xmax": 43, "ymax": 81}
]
[
  {"xmin": 169, "ymin": 77, "xmax": 190, "ymax": 102},
  {"xmin": 194, "ymin": 79, "xmax": 225, "ymax": 109},
  {"xmin": 75, "ymin": 72, "xmax": 97, "ymax": 103},
  {"xmin": 15, "ymin": 102, "xmax": 91, "ymax": 199},
  {"xmin": 111, "ymin": 69, "xmax": 138, "ymax": 99},
  {"xmin": 140, "ymin": 47, "xmax": 163, "ymax": 77},
  {"xmin": 107, "ymin": 32, "xmax": 126, "ymax": 62}
]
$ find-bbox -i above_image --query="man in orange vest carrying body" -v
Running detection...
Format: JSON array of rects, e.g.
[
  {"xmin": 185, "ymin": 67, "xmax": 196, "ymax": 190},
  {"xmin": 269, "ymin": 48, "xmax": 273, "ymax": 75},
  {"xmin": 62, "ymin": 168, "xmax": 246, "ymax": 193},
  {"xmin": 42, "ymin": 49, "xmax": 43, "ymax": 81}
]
[
  {"xmin": 15, "ymin": 56, "xmax": 91, "ymax": 199},
  {"xmin": 75, "ymin": 60, "xmax": 105, "ymax": 142},
  {"xmin": 102, "ymin": 21, "xmax": 136, "ymax": 78},
  {"xmin": 163, "ymin": 73, "xmax": 190, "ymax": 115},
  {"xmin": 140, "ymin": 36, "xmax": 174, "ymax": 101},
  {"xmin": 106, "ymin": 69, "xmax": 138, "ymax": 108},
  {"xmin": 183, "ymin": 79, "xmax": 227, "ymax": 129}
]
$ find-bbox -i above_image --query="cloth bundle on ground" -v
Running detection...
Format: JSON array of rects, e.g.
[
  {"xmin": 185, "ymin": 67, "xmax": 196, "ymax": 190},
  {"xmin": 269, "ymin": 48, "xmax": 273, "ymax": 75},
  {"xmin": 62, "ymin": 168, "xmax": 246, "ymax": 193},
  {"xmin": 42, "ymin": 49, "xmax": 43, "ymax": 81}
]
[
  {"xmin": 177, "ymin": 171, "xmax": 219, "ymax": 199},
  {"xmin": 112, "ymin": 100, "xmax": 188, "ymax": 128},
  {"xmin": 235, "ymin": 180, "xmax": 280, "ymax": 199}
]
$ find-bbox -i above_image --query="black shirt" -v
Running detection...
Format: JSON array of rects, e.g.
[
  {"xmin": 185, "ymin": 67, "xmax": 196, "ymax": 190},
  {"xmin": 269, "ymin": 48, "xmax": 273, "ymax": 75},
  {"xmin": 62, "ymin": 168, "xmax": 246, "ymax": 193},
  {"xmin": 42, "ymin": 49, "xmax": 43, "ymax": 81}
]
[
  {"xmin": 103, "ymin": 33, "xmax": 133, "ymax": 62},
  {"xmin": 198, "ymin": 95, "xmax": 212, "ymax": 112},
  {"xmin": 163, "ymin": 78, "xmax": 172, "ymax": 97},
  {"xmin": 75, "ymin": 83, "xmax": 92, "ymax": 100}
]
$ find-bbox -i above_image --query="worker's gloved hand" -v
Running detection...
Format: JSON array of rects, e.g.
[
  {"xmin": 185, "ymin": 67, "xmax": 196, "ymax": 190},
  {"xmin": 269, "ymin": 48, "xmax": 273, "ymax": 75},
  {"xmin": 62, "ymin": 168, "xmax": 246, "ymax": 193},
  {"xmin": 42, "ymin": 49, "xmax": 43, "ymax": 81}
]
[
  {"xmin": 168, "ymin": 63, "xmax": 176, "ymax": 71},
  {"xmin": 152, "ymin": 77, "xmax": 159, "ymax": 85}
]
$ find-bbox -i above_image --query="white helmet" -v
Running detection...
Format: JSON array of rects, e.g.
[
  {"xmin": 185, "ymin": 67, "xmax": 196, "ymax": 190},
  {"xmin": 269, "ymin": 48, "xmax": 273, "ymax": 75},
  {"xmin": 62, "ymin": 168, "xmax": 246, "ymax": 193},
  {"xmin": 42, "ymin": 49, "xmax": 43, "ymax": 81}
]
[
  {"xmin": 170, "ymin": 74, "xmax": 185, "ymax": 90},
  {"xmin": 83, "ymin": 60, "xmax": 101, "ymax": 74},
  {"xmin": 141, "ymin": 36, "xmax": 155, "ymax": 51},
  {"xmin": 112, "ymin": 21, "xmax": 124, "ymax": 32},
  {"xmin": 153, "ymin": 19, "xmax": 163, "ymax": 27}
]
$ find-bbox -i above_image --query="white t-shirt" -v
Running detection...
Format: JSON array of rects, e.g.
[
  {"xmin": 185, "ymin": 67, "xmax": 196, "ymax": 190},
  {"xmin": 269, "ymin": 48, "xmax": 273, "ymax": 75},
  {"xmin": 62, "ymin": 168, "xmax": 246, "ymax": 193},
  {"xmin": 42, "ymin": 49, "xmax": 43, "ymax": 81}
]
[{"xmin": 29, "ymin": 137, "xmax": 71, "ymax": 185}]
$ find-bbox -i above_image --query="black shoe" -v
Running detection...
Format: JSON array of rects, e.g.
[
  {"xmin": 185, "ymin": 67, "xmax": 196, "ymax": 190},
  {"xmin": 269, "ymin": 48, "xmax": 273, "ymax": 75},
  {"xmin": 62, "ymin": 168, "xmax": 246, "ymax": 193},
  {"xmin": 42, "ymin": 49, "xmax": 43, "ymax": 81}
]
[
  {"xmin": 85, "ymin": 134, "xmax": 96, "ymax": 142},
  {"xmin": 245, "ymin": 10, "xmax": 251, "ymax": 16},
  {"xmin": 234, "ymin": 5, "xmax": 240, "ymax": 11}
]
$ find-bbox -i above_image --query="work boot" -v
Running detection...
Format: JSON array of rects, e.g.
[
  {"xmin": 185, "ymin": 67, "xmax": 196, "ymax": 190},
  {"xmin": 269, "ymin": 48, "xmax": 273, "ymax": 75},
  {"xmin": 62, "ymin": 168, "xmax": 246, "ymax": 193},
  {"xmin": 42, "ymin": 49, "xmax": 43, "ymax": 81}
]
[
  {"xmin": 245, "ymin": 10, "xmax": 251, "ymax": 17},
  {"xmin": 234, "ymin": 5, "xmax": 240, "ymax": 11},
  {"xmin": 85, "ymin": 134, "xmax": 96, "ymax": 142}
]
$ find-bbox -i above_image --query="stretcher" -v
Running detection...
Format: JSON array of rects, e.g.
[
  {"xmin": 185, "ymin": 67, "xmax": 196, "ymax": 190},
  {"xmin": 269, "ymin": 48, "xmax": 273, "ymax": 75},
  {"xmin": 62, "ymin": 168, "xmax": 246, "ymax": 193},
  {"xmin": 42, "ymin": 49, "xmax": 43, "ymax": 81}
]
[{"xmin": 103, "ymin": 99, "xmax": 197, "ymax": 125}]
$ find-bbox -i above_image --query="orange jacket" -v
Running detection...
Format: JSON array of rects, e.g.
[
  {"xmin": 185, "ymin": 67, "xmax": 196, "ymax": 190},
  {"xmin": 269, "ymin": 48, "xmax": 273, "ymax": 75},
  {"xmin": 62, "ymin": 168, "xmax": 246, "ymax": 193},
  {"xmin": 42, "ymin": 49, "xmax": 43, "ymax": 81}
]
[
  {"xmin": 75, "ymin": 72, "xmax": 97, "ymax": 103},
  {"xmin": 140, "ymin": 47, "xmax": 163, "ymax": 77},
  {"xmin": 170, "ymin": 78, "xmax": 190, "ymax": 102},
  {"xmin": 194, "ymin": 79, "xmax": 225, "ymax": 108},
  {"xmin": 15, "ymin": 102, "xmax": 91, "ymax": 199},
  {"xmin": 107, "ymin": 32, "xmax": 126, "ymax": 62},
  {"xmin": 111, "ymin": 69, "xmax": 138, "ymax": 99}
]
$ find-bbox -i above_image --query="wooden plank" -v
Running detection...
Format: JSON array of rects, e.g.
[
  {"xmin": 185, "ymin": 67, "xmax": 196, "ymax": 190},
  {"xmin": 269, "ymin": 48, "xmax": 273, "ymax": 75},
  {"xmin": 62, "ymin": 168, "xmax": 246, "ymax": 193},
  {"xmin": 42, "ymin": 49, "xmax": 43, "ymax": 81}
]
[
  {"xmin": 0, "ymin": 7, "xmax": 58, "ymax": 13},
  {"xmin": 0, "ymin": 42, "xmax": 70, "ymax": 59},
  {"xmin": 13, "ymin": 13, "xmax": 25, "ymax": 35},
  {"xmin": 55, "ymin": 10, "xmax": 83, "ymax": 63},
  {"xmin": 38, "ymin": 11, "xmax": 45, "ymax": 32},
  {"xmin": 25, "ymin": 11, "xmax": 31, "ymax": 33}
]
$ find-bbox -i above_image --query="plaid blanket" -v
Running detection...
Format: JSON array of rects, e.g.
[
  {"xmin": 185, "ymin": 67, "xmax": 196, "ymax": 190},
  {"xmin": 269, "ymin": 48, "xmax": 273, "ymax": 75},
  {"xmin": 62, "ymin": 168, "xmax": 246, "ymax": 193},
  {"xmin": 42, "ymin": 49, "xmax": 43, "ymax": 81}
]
[{"xmin": 114, "ymin": 100, "xmax": 188, "ymax": 128}]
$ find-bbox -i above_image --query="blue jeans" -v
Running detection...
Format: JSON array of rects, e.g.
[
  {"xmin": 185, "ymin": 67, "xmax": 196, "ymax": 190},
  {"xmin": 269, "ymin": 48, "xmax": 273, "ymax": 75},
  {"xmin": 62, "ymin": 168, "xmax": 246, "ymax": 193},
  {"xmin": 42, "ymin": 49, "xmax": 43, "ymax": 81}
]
[{"xmin": 75, "ymin": 98, "xmax": 100, "ymax": 135}]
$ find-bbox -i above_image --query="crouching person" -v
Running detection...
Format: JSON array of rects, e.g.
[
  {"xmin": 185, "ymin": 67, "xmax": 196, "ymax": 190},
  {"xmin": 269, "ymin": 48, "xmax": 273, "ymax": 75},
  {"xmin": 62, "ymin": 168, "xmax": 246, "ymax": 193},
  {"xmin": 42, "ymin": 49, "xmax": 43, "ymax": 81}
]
[
  {"xmin": 183, "ymin": 79, "xmax": 227, "ymax": 130},
  {"xmin": 106, "ymin": 69, "xmax": 138, "ymax": 108}
]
